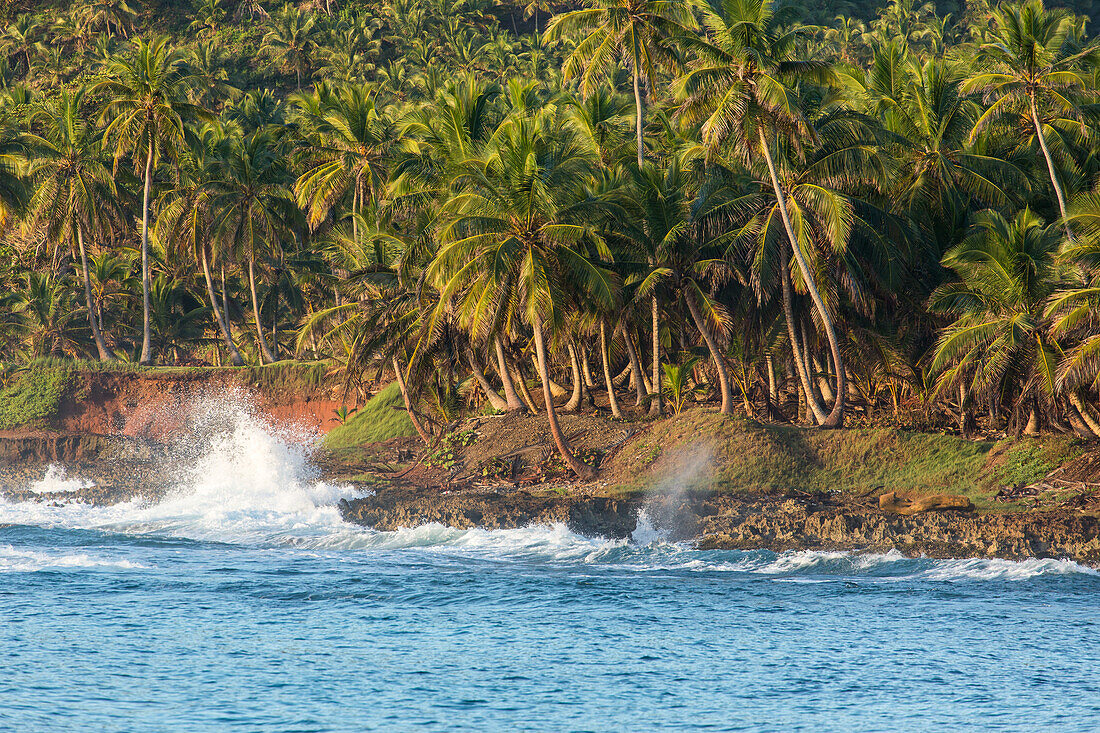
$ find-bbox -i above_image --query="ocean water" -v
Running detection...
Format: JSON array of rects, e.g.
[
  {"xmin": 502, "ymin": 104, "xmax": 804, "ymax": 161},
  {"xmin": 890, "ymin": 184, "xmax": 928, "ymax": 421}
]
[{"xmin": 2, "ymin": 406, "xmax": 1100, "ymax": 732}]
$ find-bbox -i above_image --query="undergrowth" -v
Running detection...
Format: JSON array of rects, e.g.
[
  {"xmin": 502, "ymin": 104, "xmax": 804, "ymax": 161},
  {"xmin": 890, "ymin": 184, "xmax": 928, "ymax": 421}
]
[{"xmin": 0, "ymin": 365, "xmax": 72, "ymax": 429}]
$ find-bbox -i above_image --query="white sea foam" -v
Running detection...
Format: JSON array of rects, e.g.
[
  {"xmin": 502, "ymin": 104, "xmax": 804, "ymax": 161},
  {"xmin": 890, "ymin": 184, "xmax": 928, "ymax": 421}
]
[
  {"xmin": 29, "ymin": 464, "xmax": 95, "ymax": 494},
  {"xmin": 918, "ymin": 556, "xmax": 1100, "ymax": 581},
  {"xmin": 0, "ymin": 544, "xmax": 147, "ymax": 572},
  {"xmin": 1, "ymin": 395, "xmax": 1097, "ymax": 581},
  {"xmin": 0, "ymin": 393, "xmax": 366, "ymax": 547}
]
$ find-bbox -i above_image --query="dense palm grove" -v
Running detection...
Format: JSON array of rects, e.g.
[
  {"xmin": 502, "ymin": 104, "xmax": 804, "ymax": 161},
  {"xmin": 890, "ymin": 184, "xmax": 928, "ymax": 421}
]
[{"xmin": 4, "ymin": 0, "xmax": 1100, "ymax": 473}]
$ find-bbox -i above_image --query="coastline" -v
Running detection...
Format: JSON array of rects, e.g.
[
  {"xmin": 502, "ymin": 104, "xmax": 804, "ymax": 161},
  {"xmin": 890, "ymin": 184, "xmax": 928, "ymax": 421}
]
[
  {"xmin": 2, "ymin": 368, "xmax": 1099, "ymax": 566},
  {"xmin": 4, "ymin": 429, "xmax": 1098, "ymax": 565}
]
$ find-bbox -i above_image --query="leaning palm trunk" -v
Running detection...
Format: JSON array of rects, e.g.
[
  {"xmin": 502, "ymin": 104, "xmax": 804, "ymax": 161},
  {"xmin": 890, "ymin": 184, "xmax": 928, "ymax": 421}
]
[
  {"xmin": 684, "ymin": 287, "xmax": 734, "ymax": 415},
  {"xmin": 760, "ymin": 129, "xmax": 845, "ymax": 427},
  {"xmin": 467, "ymin": 346, "xmax": 508, "ymax": 411},
  {"xmin": 1029, "ymin": 94, "xmax": 1070, "ymax": 232},
  {"xmin": 621, "ymin": 324, "xmax": 648, "ymax": 405},
  {"xmin": 533, "ymin": 320, "xmax": 595, "ymax": 480},
  {"xmin": 247, "ymin": 258, "xmax": 277, "ymax": 364},
  {"xmin": 201, "ymin": 247, "xmax": 245, "ymax": 366},
  {"xmin": 649, "ymin": 295, "xmax": 663, "ymax": 416},
  {"xmin": 780, "ymin": 261, "xmax": 828, "ymax": 424},
  {"xmin": 510, "ymin": 358, "xmax": 541, "ymax": 414},
  {"xmin": 600, "ymin": 319, "xmax": 623, "ymax": 419},
  {"xmin": 1068, "ymin": 392, "xmax": 1100, "ymax": 437},
  {"xmin": 632, "ymin": 56, "xmax": 645, "ymax": 169},
  {"xmin": 565, "ymin": 342, "xmax": 584, "ymax": 412},
  {"xmin": 392, "ymin": 356, "xmax": 431, "ymax": 445},
  {"xmin": 139, "ymin": 141, "xmax": 154, "ymax": 364},
  {"xmin": 76, "ymin": 226, "xmax": 113, "ymax": 361},
  {"xmin": 494, "ymin": 336, "xmax": 525, "ymax": 412}
]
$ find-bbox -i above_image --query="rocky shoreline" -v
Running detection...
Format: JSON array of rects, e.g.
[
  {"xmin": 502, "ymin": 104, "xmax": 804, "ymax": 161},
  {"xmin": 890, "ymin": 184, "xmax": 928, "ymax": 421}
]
[
  {"xmin": 338, "ymin": 486, "xmax": 1100, "ymax": 566},
  {"xmin": 4, "ymin": 430, "xmax": 1100, "ymax": 566}
]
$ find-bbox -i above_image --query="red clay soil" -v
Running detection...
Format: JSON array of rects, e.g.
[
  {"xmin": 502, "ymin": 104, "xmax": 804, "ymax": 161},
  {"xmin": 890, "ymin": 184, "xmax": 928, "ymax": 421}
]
[{"xmin": 53, "ymin": 371, "xmax": 347, "ymax": 439}]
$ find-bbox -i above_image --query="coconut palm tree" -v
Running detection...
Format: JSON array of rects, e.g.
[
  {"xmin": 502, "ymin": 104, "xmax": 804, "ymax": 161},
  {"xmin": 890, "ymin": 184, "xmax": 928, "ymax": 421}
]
[
  {"xmin": 620, "ymin": 160, "xmax": 736, "ymax": 414},
  {"xmin": 545, "ymin": 0, "xmax": 693, "ymax": 168},
  {"xmin": 155, "ymin": 129, "xmax": 246, "ymax": 365},
  {"xmin": 22, "ymin": 88, "xmax": 122, "ymax": 361},
  {"xmin": 208, "ymin": 129, "xmax": 297, "ymax": 364},
  {"xmin": 292, "ymin": 84, "xmax": 395, "ymax": 233},
  {"xmin": 674, "ymin": 0, "xmax": 848, "ymax": 426},
  {"xmin": 264, "ymin": 5, "xmax": 317, "ymax": 89},
  {"xmin": 965, "ymin": 0, "xmax": 1100, "ymax": 229},
  {"xmin": 930, "ymin": 208, "xmax": 1063, "ymax": 434},
  {"xmin": 432, "ymin": 112, "xmax": 615, "ymax": 478},
  {"xmin": 94, "ymin": 36, "xmax": 210, "ymax": 364}
]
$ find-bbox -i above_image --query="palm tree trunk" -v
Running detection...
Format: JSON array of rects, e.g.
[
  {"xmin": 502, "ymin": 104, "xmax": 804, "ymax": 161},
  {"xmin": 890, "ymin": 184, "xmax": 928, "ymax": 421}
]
[
  {"xmin": 393, "ymin": 356, "xmax": 430, "ymax": 445},
  {"xmin": 532, "ymin": 355, "xmax": 569, "ymax": 397},
  {"xmin": 600, "ymin": 319, "xmax": 623, "ymax": 418},
  {"xmin": 494, "ymin": 336, "xmax": 524, "ymax": 412},
  {"xmin": 581, "ymin": 346, "xmax": 596, "ymax": 388},
  {"xmin": 649, "ymin": 295, "xmax": 663, "ymax": 416},
  {"xmin": 781, "ymin": 259, "xmax": 828, "ymax": 424},
  {"xmin": 221, "ymin": 264, "xmax": 232, "ymax": 338},
  {"xmin": 139, "ymin": 140, "xmax": 154, "ymax": 365},
  {"xmin": 248, "ymin": 258, "xmax": 277, "ymax": 364},
  {"xmin": 467, "ymin": 346, "xmax": 508, "ymax": 411},
  {"xmin": 815, "ymin": 354, "xmax": 835, "ymax": 403},
  {"xmin": 1068, "ymin": 392, "xmax": 1100, "ymax": 437},
  {"xmin": 565, "ymin": 341, "xmax": 583, "ymax": 412},
  {"xmin": 620, "ymin": 324, "xmax": 647, "ymax": 405},
  {"xmin": 76, "ymin": 226, "xmax": 113, "ymax": 361},
  {"xmin": 533, "ymin": 319, "xmax": 595, "ymax": 480},
  {"xmin": 201, "ymin": 247, "xmax": 244, "ymax": 366},
  {"xmin": 760, "ymin": 128, "xmax": 845, "ymax": 427},
  {"xmin": 766, "ymin": 353, "xmax": 778, "ymax": 402},
  {"xmin": 1029, "ymin": 94, "xmax": 1069, "ymax": 230},
  {"xmin": 510, "ymin": 358, "xmax": 540, "ymax": 414},
  {"xmin": 684, "ymin": 286, "xmax": 734, "ymax": 415},
  {"xmin": 632, "ymin": 55, "xmax": 645, "ymax": 169}
]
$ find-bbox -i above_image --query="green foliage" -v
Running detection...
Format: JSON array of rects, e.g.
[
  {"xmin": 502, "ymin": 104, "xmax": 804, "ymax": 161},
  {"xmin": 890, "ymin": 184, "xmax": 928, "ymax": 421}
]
[
  {"xmin": 323, "ymin": 381, "xmax": 418, "ymax": 449},
  {"xmin": 663, "ymin": 354, "xmax": 704, "ymax": 415},
  {"xmin": 425, "ymin": 429, "xmax": 478, "ymax": 469},
  {"xmin": 0, "ymin": 364, "xmax": 72, "ymax": 429}
]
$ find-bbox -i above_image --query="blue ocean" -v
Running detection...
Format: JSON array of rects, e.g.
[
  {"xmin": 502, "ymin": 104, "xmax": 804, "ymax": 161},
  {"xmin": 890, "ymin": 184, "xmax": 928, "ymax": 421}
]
[{"xmin": 2, "ymin": 410, "xmax": 1098, "ymax": 732}]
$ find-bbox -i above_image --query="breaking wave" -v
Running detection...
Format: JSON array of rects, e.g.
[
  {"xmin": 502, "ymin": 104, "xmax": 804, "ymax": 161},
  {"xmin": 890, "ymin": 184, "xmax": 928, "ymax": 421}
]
[{"xmin": 0, "ymin": 395, "xmax": 1096, "ymax": 581}]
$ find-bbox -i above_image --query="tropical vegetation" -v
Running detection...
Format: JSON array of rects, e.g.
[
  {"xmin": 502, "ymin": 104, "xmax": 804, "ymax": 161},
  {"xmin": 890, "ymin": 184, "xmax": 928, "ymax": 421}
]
[{"xmin": 4, "ymin": 0, "xmax": 1100, "ymax": 475}]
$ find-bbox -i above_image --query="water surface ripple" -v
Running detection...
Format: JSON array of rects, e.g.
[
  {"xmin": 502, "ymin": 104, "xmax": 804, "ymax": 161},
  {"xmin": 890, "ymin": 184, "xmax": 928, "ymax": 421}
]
[{"xmin": 2, "ymin": 404, "xmax": 1098, "ymax": 732}]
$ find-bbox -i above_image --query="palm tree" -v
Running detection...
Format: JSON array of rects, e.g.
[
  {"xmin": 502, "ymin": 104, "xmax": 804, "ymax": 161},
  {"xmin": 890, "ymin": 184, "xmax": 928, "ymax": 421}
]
[
  {"xmin": 94, "ymin": 36, "xmax": 210, "ymax": 364},
  {"xmin": 621, "ymin": 160, "xmax": 736, "ymax": 415},
  {"xmin": 432, "ymin": 113, "xmax": 615, "ymax": 478},
  {"xmin": 0, "ymin": 16, "xmax": 43, "ymax": 74},
  {"xmin": 675, "ymin": 0, "xmax": 848, "ymax": 426},
  {"xmin": 965, "ymin": 0, "xmax": 1099, "ymax": 229},
  {"xmin": 264, "ymin": 5, "xmax": 317, "ymax": 89},
  {"xmin": 155, "ymin": 129, "xmax": 246, "ymax": 365},
  {"xmin": 209, "ymin": 130, "xmax": 296, "ymax": 364},
  {"xmin": 22, "ymin": 88, "xmax": 121, "ymax": 361},
  {"xmin": 545, "ymin": 0, "xmax": 693, "ymax": 168},
  {"xmin": 13, "ymin": 271, "xmax": 83, "ymax": 359},
  {"xmin": 930, "ymin": 208, "xmax": 1062, "ymax": 434},
  {"xmin": 293, "ymin": 84, "xmax": 395, "ymax": 233}
]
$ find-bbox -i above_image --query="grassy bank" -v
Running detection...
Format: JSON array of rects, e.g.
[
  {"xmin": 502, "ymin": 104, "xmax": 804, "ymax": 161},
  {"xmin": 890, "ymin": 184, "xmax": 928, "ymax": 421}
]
[
  {"xmin": 324, "ymin": 383, "xmax": 417, "ymax": 452},
  {"xmin": 607, "ymin": 411, "xmax": 1085, "ymax": 510}
]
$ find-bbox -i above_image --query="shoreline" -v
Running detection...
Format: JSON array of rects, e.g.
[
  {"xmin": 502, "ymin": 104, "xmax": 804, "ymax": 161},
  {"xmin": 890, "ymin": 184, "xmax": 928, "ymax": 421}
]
[
  {"xmin": 336, "ymin": 485, "xmax": 1100, "ymax": 566},
  {"xmin": 4, "ymin": 433, "xmax": 1097, "ymax": 566}
]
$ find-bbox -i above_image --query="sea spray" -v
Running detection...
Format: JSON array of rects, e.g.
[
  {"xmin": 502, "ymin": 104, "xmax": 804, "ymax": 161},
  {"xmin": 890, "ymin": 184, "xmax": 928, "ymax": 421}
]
[{"xmin": 633, "ymin": 445, "xmax": 714, "ymax": 541}]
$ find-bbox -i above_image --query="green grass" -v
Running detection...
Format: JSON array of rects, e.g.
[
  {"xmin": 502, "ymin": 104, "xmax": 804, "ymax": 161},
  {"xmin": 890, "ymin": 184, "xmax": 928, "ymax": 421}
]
[
  {"xmin": 0, "ymin": 365, "xmax": 72, "ymax": 430},
  {"xmin": 609, "ymin": 409, "xmax": 1086, "ymax": 511},
  {"xmin": 324, "ymin": 382, "xmax": 418, "ymax": 450}
]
